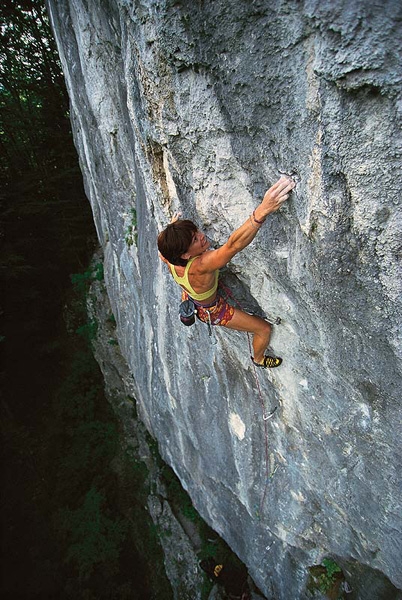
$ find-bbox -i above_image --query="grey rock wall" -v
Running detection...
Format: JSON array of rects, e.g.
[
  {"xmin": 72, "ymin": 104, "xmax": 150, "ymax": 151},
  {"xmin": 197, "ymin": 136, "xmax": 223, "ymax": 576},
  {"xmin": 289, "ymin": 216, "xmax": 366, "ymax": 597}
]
[{"xmin": 47, "ymin": 1, "xmax": 402, "ymax": 598}]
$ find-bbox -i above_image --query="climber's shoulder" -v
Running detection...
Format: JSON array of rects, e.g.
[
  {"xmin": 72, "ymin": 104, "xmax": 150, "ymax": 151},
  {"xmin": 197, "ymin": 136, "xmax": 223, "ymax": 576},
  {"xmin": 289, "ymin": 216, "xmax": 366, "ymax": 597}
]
[{"xmin": 197, "ymin": 243, "xmax": 238, "ymax": 273}]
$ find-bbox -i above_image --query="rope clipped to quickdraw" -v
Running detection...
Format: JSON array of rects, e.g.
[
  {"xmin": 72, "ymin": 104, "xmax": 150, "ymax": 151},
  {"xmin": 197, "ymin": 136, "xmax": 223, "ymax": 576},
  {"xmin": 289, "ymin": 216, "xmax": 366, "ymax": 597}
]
[{"xmin": 219, "ymin": 282, "xmax": 278, "ymax": 516}]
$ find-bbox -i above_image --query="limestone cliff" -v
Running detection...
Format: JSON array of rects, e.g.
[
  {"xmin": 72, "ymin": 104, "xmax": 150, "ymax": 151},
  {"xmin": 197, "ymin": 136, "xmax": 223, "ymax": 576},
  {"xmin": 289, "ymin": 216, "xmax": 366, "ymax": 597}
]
[{"xmin": 46, "ymin": 1, "xmax": 402, "ymax": 598}]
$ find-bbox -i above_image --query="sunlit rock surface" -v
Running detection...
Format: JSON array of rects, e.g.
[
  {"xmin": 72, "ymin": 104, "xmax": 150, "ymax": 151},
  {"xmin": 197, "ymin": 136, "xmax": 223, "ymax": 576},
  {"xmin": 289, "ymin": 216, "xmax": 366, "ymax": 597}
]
[{"xmin": 47, "ymin": 1, "xmax": 402, "ymax": 598}]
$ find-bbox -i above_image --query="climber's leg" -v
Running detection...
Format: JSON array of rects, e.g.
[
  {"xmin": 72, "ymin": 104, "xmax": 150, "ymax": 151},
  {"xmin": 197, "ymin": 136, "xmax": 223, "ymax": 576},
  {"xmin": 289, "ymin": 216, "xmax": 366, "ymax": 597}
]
[{"xmin": 223, "ymin": 308, "xmax": 274, "ymax": 364}]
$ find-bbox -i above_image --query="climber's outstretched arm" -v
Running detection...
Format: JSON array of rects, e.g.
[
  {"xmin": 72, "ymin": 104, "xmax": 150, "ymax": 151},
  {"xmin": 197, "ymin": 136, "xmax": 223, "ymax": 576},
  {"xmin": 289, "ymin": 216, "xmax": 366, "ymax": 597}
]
[{"xmin": 198, "ymin": 175, "xmax": 295, "ymax": 273}]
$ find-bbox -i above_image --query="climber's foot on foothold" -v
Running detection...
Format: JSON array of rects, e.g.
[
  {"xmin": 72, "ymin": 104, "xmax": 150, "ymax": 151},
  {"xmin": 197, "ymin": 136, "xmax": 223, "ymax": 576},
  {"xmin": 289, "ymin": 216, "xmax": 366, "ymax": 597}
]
[{"xmin": 252, "ymin": 355, "xmax": 283, "ymax": 369}]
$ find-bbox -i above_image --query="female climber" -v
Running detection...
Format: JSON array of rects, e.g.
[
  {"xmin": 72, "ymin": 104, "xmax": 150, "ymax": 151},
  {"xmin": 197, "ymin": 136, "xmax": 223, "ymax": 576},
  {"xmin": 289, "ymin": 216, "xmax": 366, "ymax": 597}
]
[{"xmin": 157, "ymin": 175, "xmax": 295, "ymax": 368}]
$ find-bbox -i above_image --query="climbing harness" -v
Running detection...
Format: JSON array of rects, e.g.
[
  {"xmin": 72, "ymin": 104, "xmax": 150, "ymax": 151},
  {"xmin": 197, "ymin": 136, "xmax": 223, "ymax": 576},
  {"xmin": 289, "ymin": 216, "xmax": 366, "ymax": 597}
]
[{"xmin": 179, "ymin": 291, "xmax": 230, "ymax": 343}]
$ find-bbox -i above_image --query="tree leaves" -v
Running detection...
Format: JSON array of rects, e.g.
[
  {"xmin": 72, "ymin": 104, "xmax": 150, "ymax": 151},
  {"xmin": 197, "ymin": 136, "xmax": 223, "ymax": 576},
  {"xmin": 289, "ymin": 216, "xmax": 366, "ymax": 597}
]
[
  {"xmin": 0, "ymin": 0, "xmax": 74, "ymax": 188},
  {"xmin": 57, "ymin": 486, "xmax": 128, "ymax": 580}
]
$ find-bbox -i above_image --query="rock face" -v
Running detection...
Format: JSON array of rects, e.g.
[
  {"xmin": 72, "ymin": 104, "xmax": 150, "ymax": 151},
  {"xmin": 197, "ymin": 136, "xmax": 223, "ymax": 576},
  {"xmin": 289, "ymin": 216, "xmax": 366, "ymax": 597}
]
[{"xmin": 47, "ymin": 1, "xmax": 402, "ymax": 598}]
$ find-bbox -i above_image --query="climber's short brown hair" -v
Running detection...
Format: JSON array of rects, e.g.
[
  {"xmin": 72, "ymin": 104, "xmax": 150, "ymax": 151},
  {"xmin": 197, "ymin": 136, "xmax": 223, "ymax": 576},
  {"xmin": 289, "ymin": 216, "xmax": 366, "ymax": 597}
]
[{"xmin": 157, "ymin": 219, "xmax": 197, "ymax": 266}]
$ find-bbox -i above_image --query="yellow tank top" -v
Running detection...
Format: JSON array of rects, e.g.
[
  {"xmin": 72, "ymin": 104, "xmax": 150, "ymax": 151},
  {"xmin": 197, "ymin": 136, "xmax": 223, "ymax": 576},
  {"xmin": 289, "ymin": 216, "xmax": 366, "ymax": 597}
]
[{"xmin": 169, "ymin": 256, "xmax": 219, "ymax": 301}]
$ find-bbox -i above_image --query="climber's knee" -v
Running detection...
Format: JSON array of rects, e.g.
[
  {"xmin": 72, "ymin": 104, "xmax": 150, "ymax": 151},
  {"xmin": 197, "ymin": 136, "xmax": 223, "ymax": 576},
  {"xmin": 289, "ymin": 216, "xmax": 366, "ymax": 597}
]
[
  {"xmin": 256, "ymin": 318, "xmax": 271, "ymax": 340},
  {"xmin": 259, "ymin": 319, "xmax": 271, "ymax": 335}
]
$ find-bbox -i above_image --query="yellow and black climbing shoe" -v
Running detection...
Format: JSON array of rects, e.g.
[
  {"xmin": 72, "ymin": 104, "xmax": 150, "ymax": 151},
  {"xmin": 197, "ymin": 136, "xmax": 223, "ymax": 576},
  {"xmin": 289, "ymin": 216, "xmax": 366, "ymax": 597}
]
[{"xmin": 252, "ymin": 355, "xmax": 283, "ymax": 369}]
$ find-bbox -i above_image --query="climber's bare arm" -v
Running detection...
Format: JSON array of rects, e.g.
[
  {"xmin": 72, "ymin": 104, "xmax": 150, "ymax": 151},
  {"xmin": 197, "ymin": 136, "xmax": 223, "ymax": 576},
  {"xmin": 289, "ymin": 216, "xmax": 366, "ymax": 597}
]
[{"xmin": 198, "ymin": 176, "xmax": 295, "ymax": 273}]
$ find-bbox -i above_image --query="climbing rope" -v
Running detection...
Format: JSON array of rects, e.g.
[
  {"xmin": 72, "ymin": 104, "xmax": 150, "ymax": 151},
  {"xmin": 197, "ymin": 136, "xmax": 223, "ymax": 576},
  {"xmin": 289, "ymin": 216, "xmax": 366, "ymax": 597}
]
[{"xmin": 219, "ymin": 282, "xmax": 278, "ymax": 516}]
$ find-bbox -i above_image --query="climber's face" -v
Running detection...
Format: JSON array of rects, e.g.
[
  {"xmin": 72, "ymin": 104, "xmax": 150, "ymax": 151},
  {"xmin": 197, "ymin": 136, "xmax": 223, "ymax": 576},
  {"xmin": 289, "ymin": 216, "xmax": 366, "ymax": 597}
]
[{"xmin": 185, "ymin": 229, "xmax": 210, "ymax": 257}]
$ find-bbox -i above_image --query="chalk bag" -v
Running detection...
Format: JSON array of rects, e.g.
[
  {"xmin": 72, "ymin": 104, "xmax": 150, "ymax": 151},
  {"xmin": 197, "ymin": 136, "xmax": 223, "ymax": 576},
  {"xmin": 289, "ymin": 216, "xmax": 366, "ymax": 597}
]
[{"xmin": 179, "ymin": 299, "xmax": 196, "ymax": 326}]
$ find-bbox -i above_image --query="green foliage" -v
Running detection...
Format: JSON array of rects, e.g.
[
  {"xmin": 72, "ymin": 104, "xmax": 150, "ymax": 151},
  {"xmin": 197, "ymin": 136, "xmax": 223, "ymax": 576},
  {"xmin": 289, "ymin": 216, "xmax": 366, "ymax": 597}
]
[
  {"xmin": 60, "ymin": 421, "xmax": 118, "ymax": 478},
  {"xmin": 322, "ymin": 558, "xmax": 342, "ymax": 578},
  {"xmin": 198, "ymin": 540, "xmax": 219, "ymax": 560},
  {"xmin": 1, "ymin": 1, "xmax": 97, "ymax": 359},
  {"xmin": 317, "ymin": 558, "xmax": 342, "ymax": 593},
  {"xmin": 149, "ymin": 521, "xmax": 172, "ymax": 540},
  {"xmin": 57, "ymin": 486, "xmax": 127, "ymax": 579},
  {"xmin": 309, "ymin": 558, "xmax": 343, "ymax": 596},
  {"xmin": 49, "ymin": 322, "xmax": 135, "ymax": 591},
  {"xmin": 76, "ymin": 320, "xmax": 98, "ymax": 343},
  {"xmin": 107, "ymin": 313, "xmax": 116, "ymax": 326},
  {"xmin": 0, "ymin": 0, "xmax": 75, "ymax": 186},
  {"xmin": 71, "ymin": 263, "xmax": 103, "ymax": 296},
  {"xmin": 129, "ymin": 457, "xmax": 148, "ymax": 481},
  {"xmin": 55, "ymin": 350, "xmax": 101, "ymax": 420},
  {"xmin": 181, "ymin": 502, "xmax": 201, "ymax": 523},
  {"xmin": 92, "ymin": 262, "xmax": 104, "ymax": 281},
  {"xmin": 125, "ymin": 208, "xmax": 138, "ymax": 247},
  {"xmin": 70, "ymin": 262, "xmax": 104, "ymax": 346},
  {"xmin": 144, "ymin": 430, "xmax": 163, "ymax": 465},
  {"xmin": 70, "ymin": 268, "xmax": 93, "ymax": 292}
]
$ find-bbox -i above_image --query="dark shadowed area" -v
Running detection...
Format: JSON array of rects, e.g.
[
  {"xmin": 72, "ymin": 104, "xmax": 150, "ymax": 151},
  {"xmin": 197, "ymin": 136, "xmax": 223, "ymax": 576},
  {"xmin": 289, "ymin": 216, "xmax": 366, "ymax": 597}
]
[{"xmin": 0, "ymin": 2, "xmax": 173, "ymax": 598}]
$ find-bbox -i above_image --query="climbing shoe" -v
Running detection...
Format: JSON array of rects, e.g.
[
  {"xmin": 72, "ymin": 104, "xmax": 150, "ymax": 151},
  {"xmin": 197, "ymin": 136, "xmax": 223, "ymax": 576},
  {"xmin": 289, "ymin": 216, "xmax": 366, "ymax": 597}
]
[{"xmin": 252, "ymin": 355, "xmax": 283, "ymax": 369}]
